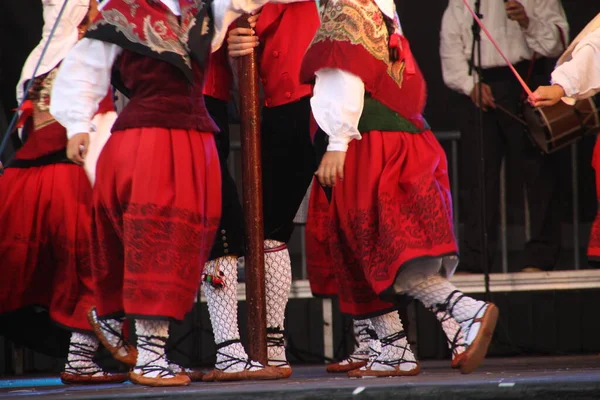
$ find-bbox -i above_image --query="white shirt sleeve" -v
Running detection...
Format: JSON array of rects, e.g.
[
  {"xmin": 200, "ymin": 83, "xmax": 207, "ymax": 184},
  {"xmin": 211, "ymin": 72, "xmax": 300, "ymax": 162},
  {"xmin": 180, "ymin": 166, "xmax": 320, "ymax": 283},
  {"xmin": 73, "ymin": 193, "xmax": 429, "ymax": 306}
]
[
  {"xmin": 551, "ymin": 29, "xmax": 600, "ymax": 101},
  {"xmin": 440, "ymin": 0, "xmax": 476, "ymax": 97},
  {"xmin": 50, "ymin": 38, "xmax": 122, "ymax": 139},
  {"xmin": 522, "ymin": 0, "xmax": 569, "ymax": 58},
  {"xmin": 311, "ymin": 68, "xmax": 364, "ymax": 153}
]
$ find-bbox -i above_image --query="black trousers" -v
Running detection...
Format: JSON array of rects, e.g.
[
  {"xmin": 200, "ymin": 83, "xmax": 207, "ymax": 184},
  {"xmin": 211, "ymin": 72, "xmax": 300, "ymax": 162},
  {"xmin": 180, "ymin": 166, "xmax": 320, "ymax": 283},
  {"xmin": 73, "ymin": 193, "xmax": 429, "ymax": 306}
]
[
  {"xmin": 261, "ymin": 97, "xmax": 316, "ymax": 243},
  {"xmin": 457, "ymin": 65, "xmax": 561, "ymax": 272},
  {"xmin": 206, "ymin": 96, "xmax": 245, "ymax": 260},
  {"xmin": 206, "ymin": 96, "xmax": 316, "ymax": 259}
]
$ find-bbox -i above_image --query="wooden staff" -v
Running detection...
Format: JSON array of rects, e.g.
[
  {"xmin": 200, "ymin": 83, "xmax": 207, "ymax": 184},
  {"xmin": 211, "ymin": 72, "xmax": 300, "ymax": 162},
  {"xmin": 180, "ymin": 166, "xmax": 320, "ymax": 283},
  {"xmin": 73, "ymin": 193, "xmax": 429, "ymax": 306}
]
[{"xmin": 237, "ymin": 14, "xmax": 267, "ymax": 365}]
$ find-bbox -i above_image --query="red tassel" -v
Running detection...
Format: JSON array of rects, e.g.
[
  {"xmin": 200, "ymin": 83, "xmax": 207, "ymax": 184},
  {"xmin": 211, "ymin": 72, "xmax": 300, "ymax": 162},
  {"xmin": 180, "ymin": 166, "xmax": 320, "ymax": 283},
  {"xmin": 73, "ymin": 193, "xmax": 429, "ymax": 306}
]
[{"xmin": 15, "ymin": 100, "xmax": 33, "ymax": 129}]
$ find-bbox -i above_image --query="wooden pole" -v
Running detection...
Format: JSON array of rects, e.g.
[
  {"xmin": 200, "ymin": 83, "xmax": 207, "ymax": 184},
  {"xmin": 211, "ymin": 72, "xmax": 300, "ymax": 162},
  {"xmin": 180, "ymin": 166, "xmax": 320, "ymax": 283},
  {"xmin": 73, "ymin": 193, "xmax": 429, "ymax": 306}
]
[{"xmin": 237, "ymin": 14, "xmax": 267, "ymax": 365}]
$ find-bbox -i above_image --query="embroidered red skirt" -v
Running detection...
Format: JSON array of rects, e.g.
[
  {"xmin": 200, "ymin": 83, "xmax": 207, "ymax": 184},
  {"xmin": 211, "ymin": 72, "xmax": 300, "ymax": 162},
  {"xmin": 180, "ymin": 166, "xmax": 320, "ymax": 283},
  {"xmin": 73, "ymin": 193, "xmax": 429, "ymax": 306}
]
[
  {"xmin": 0, "ymin": 163, "xmax": 95, "ymax": 332},
  {"xmin": 91, "ymin": 127, "xmax": 221, "ymax": 321},
  {"xmin": 317, "ymin": 129, "xmax": 458, "ymax": 318},
  {"xmin": 588, "ymin": 136, "xmax": 600, "ymax": 261}
]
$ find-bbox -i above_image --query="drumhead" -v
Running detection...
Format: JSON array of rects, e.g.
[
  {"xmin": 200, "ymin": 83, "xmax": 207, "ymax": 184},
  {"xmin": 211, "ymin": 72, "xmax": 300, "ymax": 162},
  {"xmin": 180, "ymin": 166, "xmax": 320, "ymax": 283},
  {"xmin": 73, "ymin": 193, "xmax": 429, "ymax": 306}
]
[{"xmin": 522, "ymin": 103, "xmax": 549, "ymax": 153}]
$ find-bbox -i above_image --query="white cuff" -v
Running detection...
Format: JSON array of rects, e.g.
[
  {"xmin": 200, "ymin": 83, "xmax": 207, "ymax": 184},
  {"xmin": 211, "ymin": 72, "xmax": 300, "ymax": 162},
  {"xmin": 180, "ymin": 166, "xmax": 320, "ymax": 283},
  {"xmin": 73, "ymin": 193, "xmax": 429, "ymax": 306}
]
[
  {"xmin": 327, "ymin": 136, "xmax": 352, "ymax": 152},
  {"xmin": 66, "ymin": 122, "xmax": 92, "ymax": 139}
]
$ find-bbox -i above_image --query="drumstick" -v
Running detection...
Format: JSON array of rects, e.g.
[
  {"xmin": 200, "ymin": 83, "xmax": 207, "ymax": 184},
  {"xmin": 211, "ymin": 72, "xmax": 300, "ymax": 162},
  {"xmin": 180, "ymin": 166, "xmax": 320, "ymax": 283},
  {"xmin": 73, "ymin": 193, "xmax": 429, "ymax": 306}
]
[
  {"xmin": 494, "ymin": 104, "xmax": 528, "ymax": 126},
  {"xmin": 462, "ymin": 0, "xmax": 537, "ymax": 100}
]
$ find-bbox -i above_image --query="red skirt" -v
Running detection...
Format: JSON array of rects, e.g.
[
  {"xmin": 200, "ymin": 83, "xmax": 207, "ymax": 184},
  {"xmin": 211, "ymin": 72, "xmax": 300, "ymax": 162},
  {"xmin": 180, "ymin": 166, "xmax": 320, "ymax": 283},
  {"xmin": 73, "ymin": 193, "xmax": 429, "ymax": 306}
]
[
  {"xmin": 91, "ymin": 127, "xmax": 221, "ymax": 321},
  {"xmin": 588, "ymin": 136, "xmax": 600, "ymax": 261},
  {"xmin": 0, "ymin": 163, "xmax": 95, "ymax": 332},
  {"xmin": 321, "ymin": 129, "xmax": 457, "ymax": 318}
]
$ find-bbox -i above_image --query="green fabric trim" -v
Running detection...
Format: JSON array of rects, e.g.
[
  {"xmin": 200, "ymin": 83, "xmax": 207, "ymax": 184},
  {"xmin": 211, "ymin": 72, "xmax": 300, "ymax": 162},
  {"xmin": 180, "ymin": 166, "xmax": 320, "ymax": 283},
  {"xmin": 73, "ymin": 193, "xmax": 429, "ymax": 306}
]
[{"xmin": 358, "ymin": 96, "xmax": 430, "ymax": 133}]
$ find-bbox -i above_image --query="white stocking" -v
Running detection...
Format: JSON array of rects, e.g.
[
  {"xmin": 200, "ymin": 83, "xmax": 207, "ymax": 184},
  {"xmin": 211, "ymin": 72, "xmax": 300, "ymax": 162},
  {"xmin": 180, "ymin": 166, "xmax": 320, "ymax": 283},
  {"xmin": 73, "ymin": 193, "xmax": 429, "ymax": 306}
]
[
  {"xmin": 64, "ymin": 332, "xmax": 103, "ymax": 376},
  {"xmin": 204, "ymin": 256, "xmax": 262, "ymax": 372},
  {"xmin": 133, "ymin": 319, "xmax": 174, "ymax": 378},
  {"xmin": 264, "ymin": 240, "xmax": 291, "ymax": 368},
  {"xmin": 338, "ymin": 319, "xmax": 372, "ymax": 365},
  {"xmin": 366, "ymin": 312, "xmax": 417, "ymax": 372},
  {"xmin": 404, "ymin": 275, "xmax": 488, "ymax": 345}
]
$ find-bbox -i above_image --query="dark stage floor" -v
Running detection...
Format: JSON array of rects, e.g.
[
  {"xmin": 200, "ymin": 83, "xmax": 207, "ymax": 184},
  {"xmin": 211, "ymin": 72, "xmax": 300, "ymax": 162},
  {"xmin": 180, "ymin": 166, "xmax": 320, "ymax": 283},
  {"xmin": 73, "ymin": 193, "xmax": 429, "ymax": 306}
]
[{"xmin": 1, "ymin": 356, "xmax": 599, "ymax": 399}]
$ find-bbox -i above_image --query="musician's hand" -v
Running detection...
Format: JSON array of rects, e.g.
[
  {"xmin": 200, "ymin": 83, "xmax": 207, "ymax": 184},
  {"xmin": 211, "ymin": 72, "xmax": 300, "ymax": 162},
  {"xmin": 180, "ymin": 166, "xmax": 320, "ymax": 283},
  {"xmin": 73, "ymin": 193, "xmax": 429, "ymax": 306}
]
[
  {"xmin": 505, "ymin": 0, "xmax": 529, "ymax": 30},
  {"xmin": 67, "ymin": 132, "xmax": 89, "ymax": 166},
  {"xmin": 0, "ymin": 161, "xmax": 4, "ymax": 176},
  {"xmin": 228, "ymin": 12, "xmax": 261, "ymax": 58},
  {"xmin": 529, "ymin": 84, "xmax": 566, "ymax": 108},
  {"xmin": 470, "ymin": 82, "xmax": 496, "ymax": 111},
  {"xmin": 316, "ymin": 151, "xmax": 346, "ymax": 187}
]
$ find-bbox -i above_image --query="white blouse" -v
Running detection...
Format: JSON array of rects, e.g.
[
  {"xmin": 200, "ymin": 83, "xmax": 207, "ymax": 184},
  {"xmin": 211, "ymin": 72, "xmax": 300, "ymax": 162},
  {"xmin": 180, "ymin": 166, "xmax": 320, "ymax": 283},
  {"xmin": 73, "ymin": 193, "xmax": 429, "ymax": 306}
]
[
  {"xmin": 51, "ymin": 0, "xmax": 310, "ymax": 138},
  {"xmin": 551, "ymin": 29, "xmax": 600, "ymax": 103}
]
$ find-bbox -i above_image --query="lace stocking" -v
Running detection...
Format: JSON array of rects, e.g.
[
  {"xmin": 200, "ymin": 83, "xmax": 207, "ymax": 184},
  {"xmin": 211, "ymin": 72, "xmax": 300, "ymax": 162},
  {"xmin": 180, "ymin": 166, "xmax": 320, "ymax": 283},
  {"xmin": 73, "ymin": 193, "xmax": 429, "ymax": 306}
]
[
  {"xmin": 64, "ymin": 332, "xmax": 103, "ymax": 376},
  {"xmin": 432, "ymin": 307, "xmax": 466, "ymax": 358},
  {"xmin": 337, "ymin": 320, "xmax": 372, "ymax": 366},
  {"xmin": 264, "ymin": 240, "xmax": 291, "ymax": 367},
  {"xmin": 405, "ymin": 275, "xmax": 488, "ymax": 345},
  {"xmin": 204, "ymin": 256, "xmax": 261, "ymax": 373},
  {"xmin": 133, "ymin": 320, "xmax": 174, "ymax": 378},
  {"xmin": 366, "ymin": 312, "xmax": 417, "ymax": 372}
]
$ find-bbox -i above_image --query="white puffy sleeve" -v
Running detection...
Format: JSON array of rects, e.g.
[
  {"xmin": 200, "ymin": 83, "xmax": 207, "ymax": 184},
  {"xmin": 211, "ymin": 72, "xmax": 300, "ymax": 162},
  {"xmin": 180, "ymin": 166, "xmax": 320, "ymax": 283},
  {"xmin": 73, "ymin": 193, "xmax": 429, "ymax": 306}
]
[
  {"xmin": 50, "ymin": 38, "xmax": 122, "ymax": 139},
  {"xmin": 310, "ymin": 68, "xmax": 364, "ymax": 153},
  {"xmin": 551, "ymin": 29, "xmax": 600, "ymax": 102}
]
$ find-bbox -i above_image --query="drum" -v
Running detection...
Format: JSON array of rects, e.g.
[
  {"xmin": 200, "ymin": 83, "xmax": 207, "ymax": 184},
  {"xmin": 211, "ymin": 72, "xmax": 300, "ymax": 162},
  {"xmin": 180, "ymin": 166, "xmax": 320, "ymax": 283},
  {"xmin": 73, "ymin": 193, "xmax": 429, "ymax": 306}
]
[{"xmin": 522, "ymin": 97, "xmax": 600, "ymax": 154}]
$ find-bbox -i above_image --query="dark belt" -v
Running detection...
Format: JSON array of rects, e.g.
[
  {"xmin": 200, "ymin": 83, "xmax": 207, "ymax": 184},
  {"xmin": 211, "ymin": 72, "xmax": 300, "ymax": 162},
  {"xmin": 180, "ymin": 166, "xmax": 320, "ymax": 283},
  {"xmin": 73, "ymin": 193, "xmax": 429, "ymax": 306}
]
[
  {"xmin": 7, "ymin": 149, "xmax": 74, "ymax": 168},
  {"xmin": 477, "ymin": 58, "xmax": 546, "ymax": 83}
]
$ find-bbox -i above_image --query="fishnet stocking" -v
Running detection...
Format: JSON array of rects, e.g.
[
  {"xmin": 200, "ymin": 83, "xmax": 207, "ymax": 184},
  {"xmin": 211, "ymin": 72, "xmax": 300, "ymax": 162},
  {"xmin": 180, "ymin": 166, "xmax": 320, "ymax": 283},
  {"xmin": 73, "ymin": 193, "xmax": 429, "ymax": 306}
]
[
  {"xmin": 133, "ymin": 320, "xmax": 174, "ymax": 378},
  {"xmin": 337, "ymin": 320, "xmax": 372, "ymax": 366},
  {"xmin": 433, "ymin": 309, "xmax": 466, "ymax": 357},
  {"xmin": 264, "ymin": 240, "xmax": 291, "ymax": 367},
  {"xmin": 366, "ymin": 312, "xmax": 417, "ymax": 372},
  {"xmin": 405, "ymin": 275, "xmax": 488, "ymax": 345},
  {"xmin": 204, "ymin": 256, "xmax": 261, "ymax": 373},
  {"xmin": 64, "ymin": 332, "xmax": 103, "ymax": 376}
]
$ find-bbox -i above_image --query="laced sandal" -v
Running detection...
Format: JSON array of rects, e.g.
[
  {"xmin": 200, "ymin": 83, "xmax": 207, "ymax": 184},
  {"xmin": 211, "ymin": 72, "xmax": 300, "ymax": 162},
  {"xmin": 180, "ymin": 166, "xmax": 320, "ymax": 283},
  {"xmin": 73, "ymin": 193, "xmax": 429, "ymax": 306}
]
[
  {"xmin": 457, "ymin": 302, "xmax": 498, "ymax": 374},
  {"xmin": 267, "ymin": 328, "xmax": 293, "ymax": 378},
  {"xmin": 87, "ymin": 307, "xmax": 137, "ymax": 366},
  {"xmin": 202, "ymin": 339, "xmax": 280, "ymax": 382},
  {"xmin": 437, "ymin": 291, "xmax": 498, "ymax": 374},
  {"xmin": 128, "ymin": 335, "xmax": 190, "ymax": 387},
  {"xmin": 61, "ymin": 341, "xmax": 128, "ymax": 384},
  {"xmin": 169, "ymin": 363, "xmax": 205, "ymax": 382},
  {"xmin": 430, "ymin": 302, "xmax": 467, "ymax": 369},
  {"xmin": 327, "ymin": 324, "xmax": 373, "ymax": 373},
  {"xmin": 348, "ymin": 332, "xmax": 420, "ymax": 378}
]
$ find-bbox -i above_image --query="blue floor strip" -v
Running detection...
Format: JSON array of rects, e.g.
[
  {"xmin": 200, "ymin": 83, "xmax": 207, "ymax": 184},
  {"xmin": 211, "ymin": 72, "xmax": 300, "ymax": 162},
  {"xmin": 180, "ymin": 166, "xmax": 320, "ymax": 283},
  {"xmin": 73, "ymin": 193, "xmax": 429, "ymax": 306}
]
[{"xmin": 0, "ymin": 378, "xmax": 63, "ymax": 389}]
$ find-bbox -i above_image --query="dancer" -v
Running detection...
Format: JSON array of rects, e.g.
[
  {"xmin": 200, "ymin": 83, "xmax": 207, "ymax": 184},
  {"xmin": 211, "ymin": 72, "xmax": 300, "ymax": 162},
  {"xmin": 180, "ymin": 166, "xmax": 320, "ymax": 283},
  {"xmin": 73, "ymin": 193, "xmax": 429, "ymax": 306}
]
[
  {"xmin": 0, "ymin": 0, "xmax": 125, "ymax": 384},
  {"xmin": 300, "ymin": 0, "xmax": 498, "ymax": 376},
  {"xmin": 307, "ymin": 159, "xmax": 466, "ymax": 372},
  {"xmin": 530, "ymin": 15, "xmax": 600, "ymax": 263},
  {"xmin": 226, "ymin": 2, "xmax": 320, "ymax": 378},
  {"xmin": 50, "ymin": 0, "xmax": 264, "ymax": 387}
]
